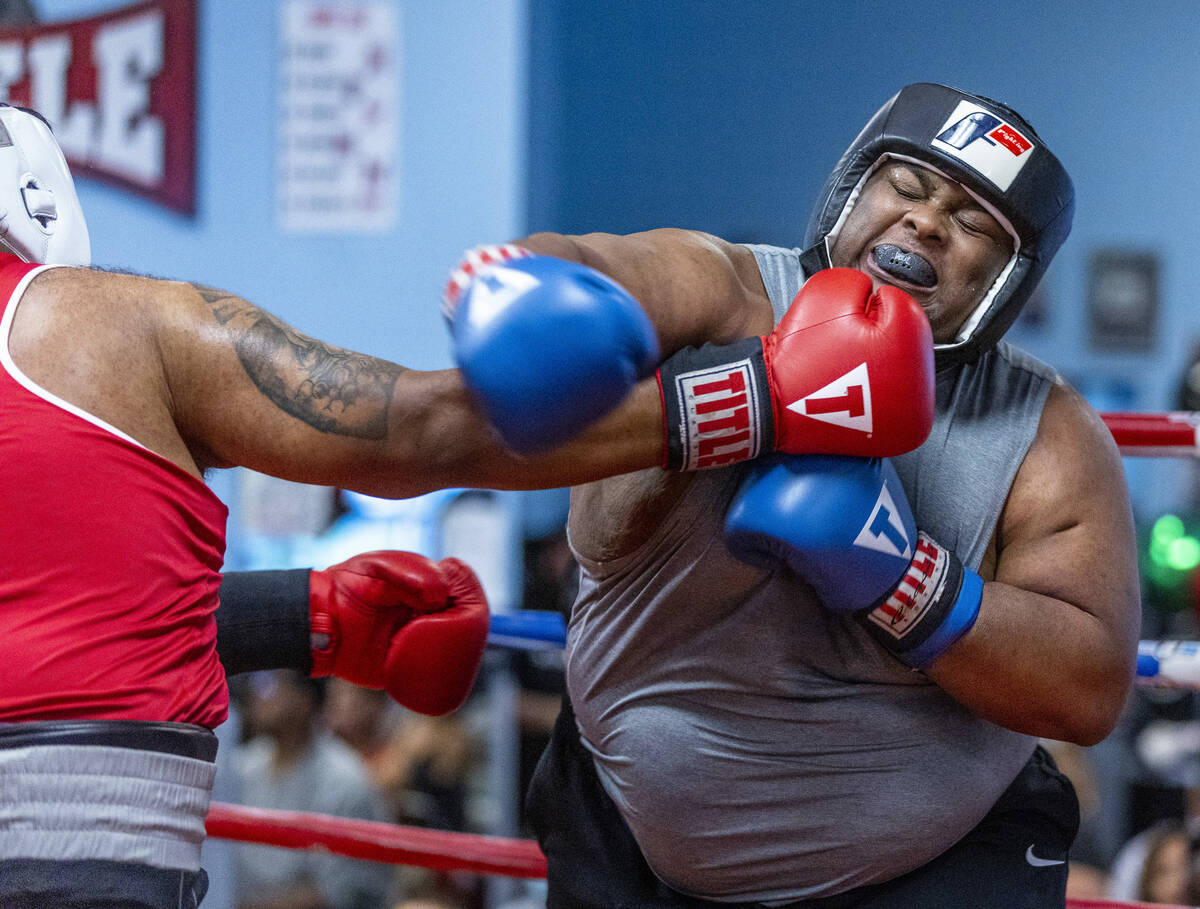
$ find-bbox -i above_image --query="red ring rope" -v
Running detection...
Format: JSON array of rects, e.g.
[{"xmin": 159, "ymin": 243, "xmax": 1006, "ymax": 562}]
[
  {"xmin": 205, "ymin": 803, "xmax": 1192, "ymax": 908},
  {"xmin": 205, "ymin": 801, "xmax": 546, "ymax": 879},
  {"xmin": 1102, "ymin": 411, "xmax": 1200, "ymax": 456}
]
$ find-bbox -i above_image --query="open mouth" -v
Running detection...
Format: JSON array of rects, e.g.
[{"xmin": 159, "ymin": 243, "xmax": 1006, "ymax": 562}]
[{"xmin": 872, "ymin": 244, "xmax": 937, "ymax": 289}]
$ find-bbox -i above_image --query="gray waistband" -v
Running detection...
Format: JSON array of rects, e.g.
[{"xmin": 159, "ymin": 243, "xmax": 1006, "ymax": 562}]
[{"xmin": 0, "ymin": 741, "xmax": 217, "ymax": 870}]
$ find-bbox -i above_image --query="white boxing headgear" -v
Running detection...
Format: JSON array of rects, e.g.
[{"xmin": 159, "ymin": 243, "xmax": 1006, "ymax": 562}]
[{"xmin": 0, "ymin": 105, "xmax": 90, "ymax": 266}]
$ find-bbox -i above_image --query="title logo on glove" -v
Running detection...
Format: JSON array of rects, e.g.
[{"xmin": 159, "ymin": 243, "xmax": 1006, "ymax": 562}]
[
  {"xmin": 789, "ymin": 363, "xmax": 873, "ymax": 434},
  {"xmin": 675, "ymin": 359, "xmax": 765, "ymax": 469},
  {"xmin": 853, "ymin": 481, "xmax": 912, "ymax": 560},
  {"xmin": 867, "ymin": 534, "xmax": 947, "ymax": 640}
]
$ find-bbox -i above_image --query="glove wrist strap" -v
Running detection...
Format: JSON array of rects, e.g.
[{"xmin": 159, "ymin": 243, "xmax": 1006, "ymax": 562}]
[
  {"xmin": 657, "ymin": 337, "xmax": 775, "ymax": 470},
  {"xmin": 307, "ymin": 569, "xmax": 338, "ymax": 678},
  {"xmin": 859, "ymin": 531, "xmax": 983, "ymax": 667},
  {"xmin": 216, "ymin": 569, "xmax": 314, "ymax": 676}
]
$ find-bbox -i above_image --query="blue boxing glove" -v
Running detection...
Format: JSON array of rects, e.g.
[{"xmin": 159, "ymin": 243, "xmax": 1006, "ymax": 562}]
[
  {"xmin": 443, "ymin": 245, "xmax": 659, "ymax": 453},
  {"xmin": 724, "ymin": 455, "xmax": 983, "ymax": 667}
]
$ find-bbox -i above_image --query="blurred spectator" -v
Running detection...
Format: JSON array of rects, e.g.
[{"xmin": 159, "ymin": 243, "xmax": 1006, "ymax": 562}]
[
  {"xmin": 392, "ymin": 896, "xmax": 461, "ymax": 909},
  {"xmin": 391, "ymin": 711, "xmax": 476, "ymax": 831},
  {"xmin": 324, "ymin": 677, "xmax": 482, "ymax": 907},
  {"xmin": 1139, "ymin": 821, "xmax": 1191, "ymax": 905},
  {"xmin": 384, "ymin": 711, "xmax": 482, "ymax": 908},
  {"xmin": 234, "ymin": 670, "xmax": 395, "ymax": 909},
  {"xmin": 391, "ymin": 876, "xmax": 474, "ymax": 909},
  {"xmin": 326, "ymin": 678, "xmax": 477, "ymax": 833},
  {"xmin": 325, "ymin": 679, "xmax": 408, "ymax": 822},
  {"xmin": 1109, "ymin": 819, "xmax": 1192, "ymax": 905}
]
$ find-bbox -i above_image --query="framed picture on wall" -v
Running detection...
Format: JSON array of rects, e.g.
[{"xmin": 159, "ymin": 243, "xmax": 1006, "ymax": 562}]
[{"xmin": 1087, "ymin": 249, "xmax": 1159, "ymax": 352}]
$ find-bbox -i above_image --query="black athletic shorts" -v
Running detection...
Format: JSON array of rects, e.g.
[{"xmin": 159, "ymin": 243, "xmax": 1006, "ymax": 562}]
[
  {"xmin": 0, "ymin": 860, "xmax": 208, "ymax": 909},
  {"xmin": 526, "ymin": 697, "xmax": 1079, "ymax": 909}
]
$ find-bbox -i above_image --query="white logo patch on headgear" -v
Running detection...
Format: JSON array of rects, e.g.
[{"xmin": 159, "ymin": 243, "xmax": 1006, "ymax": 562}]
[{"xmin": 931, "ymin": 100, "xmax": 1035, "ymax": 192}]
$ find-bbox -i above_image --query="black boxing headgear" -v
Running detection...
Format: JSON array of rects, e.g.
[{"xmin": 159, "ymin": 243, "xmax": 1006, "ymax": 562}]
[{"xmin": 802, "ymin": 82, "xmax": 1073, "ymax": 366}]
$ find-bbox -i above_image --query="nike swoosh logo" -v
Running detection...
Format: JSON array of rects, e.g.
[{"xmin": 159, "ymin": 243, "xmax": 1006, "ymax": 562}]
[{"xmin": 1025, "ymin": 845, "xmax": 1065, "ymax": 867}]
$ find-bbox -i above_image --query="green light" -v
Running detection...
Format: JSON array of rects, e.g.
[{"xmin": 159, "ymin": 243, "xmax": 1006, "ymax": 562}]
[
  {"xmin": 1151, "ymin": 539, "xmax": 1171, "ymax": 567},
  {"xmin": 1167, "ymin": 536, "xmax": 1200, "ymax": 571},
  {"xmin": 1154, "ymin": 514, "xmax": 1186, "ymax": 545}
]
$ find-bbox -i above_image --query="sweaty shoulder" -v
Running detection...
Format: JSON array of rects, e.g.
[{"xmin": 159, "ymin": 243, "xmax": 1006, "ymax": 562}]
[
  {"xmin": 8, "ymin": 267, "xmax": 202, "ymax": 471},
  {"xmin": 531, "ymin": 228, "xmax": 773, "ymax": 353},
  {"xmin": 996, "ymin": 376, "xmax": 1133, "ymax": 583},
  {"xmin": 9, "ymin": 267, "xmax": 158, "ymax": 388},
  {"xmin": 564, "ymin": 231, "xmax": 773, "ymax": 562}
]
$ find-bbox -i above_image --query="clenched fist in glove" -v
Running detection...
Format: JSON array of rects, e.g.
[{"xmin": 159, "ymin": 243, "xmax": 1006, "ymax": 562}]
[
  {"xmin": 724, "ymin": 455, "xmax": 982, "ymax": 668},
  {"xmin": 308, "ymin": 551, "xmax": 490, "ymax": 715},
  {"xmin": 444, "ymin": 245, "xmax": 660, "ymax": 453},
  {"xmin": 658, "ymin": 268, "xmax": 935, "ymax": 470}
]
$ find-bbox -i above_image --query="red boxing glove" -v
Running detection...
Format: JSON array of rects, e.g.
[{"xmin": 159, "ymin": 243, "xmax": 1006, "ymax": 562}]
[
  {"xmin": 657, "ymin": 268, "xmax": 935, "ymax": 470},
  {"xmin": 309, "ymin": 551, "xmax": 490, "ymax": 716}
]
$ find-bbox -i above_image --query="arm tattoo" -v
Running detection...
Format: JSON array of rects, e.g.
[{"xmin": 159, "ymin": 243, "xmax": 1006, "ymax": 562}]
[{"xmin": 194, "ymin": 283, "xmax": 399, "ymax": 439}]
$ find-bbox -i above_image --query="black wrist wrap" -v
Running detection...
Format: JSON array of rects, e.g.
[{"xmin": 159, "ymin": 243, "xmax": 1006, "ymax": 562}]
[
  {"xmin": 216, "ymin": 569, "xmax": 313, "ymax": 676},
  {"xmin": 658, "ymin": 337, "xmax": 775, "ymax": 470}
]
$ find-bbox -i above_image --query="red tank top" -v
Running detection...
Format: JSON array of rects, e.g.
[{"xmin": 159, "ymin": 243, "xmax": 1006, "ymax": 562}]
[{"xmin": 0, "ymin": 255, "xmax": 229, "ymax": 727}]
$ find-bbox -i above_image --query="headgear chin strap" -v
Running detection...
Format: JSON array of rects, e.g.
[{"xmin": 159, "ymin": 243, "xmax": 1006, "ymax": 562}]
[
  {"xmin": 802, "ymin": 83, "xmax": 1074, "ymax": 366},
  {"xmin": 0, "ymin": 104, "xmax": 90, "ymax": 266}
]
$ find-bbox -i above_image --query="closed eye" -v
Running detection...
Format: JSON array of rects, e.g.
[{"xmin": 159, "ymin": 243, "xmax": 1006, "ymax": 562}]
[
  {"xmin": 895, "ymin": 186, "xmax": 923, "ymax": 202},
  {"xmin": 956, "ymin": 213, "xmax": 988, "ymax": 235}
]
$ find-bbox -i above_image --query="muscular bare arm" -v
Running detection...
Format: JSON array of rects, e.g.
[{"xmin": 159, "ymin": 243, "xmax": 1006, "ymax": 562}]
[
  {"xmin": 518, "ymin": 229, "xmax": 775, "ymax": 352},
  {"xmin": 7, "ymin": 265, "xmax": 661, "ymax": 497},
  {"xmin": 924, "ymin": 382, "xmax": 1140, "ymax": 745},
  {"xmin": 9, "ymin": 230, "xmax": 768, "ymax": 507},
  {"xmin": 175, "ymin": 228, "xmax": 770, "ymax": 498},
  {"xmin": 160, "ymin": 274, "xmax": 671, "ymax": 496}
]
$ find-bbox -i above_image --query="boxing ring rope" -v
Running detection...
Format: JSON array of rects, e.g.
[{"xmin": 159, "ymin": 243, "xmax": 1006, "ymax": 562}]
[
  {"xmin": 202, "ymin": 801, "xmax": 1191, "ymax": 908},
  {"xmin": 1102, "ymin": 411, "xmax": 1200, "ymax": 457},
  {"xmin": 203, "ymin": 411, "xmax": 1200, "ymax": 906},
  {"xmin": 1067, "ymin": 902, "xmax": 1194, "ymax": 909},
  {"xmin": 205, "ymin": 802, "xmax": 547, "ymax": 878}
]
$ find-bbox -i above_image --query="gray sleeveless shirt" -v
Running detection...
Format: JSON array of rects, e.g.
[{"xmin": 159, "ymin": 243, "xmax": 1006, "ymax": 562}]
[{"xmin": 564, "ymin": 243, "xmax": 1060, "ymax": 904}]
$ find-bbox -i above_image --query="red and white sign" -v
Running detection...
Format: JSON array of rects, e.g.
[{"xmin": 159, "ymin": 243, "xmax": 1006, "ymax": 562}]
[
  {"xmin": 0, "ymin": 0, "xmax": 197, "ymax": 214},
  {"xmin": 278, "ymin": 1, "xmax": 399, "ymax": 232}
]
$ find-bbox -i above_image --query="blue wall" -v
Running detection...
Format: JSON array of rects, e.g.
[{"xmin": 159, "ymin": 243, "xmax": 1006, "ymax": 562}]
[
  {"xmin": 525, "ymin": 0, "xmax": 1200, "ymax": 518},
  {"xmin": 40, "ymin": 0, "xmax": 527, "ymax": 373},
  {"xmin": 35, "ymin": 0, "xmax": 536, "ymax": 563},
  {"xmin": 34, "ymin": 0, "xmax": 1200, "ymax": 524}
]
